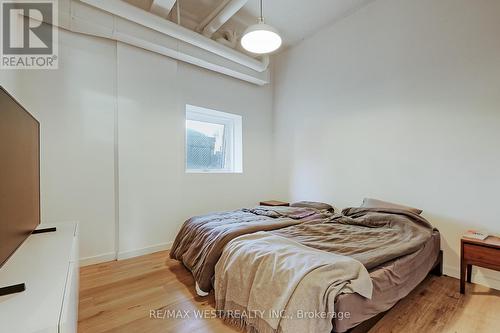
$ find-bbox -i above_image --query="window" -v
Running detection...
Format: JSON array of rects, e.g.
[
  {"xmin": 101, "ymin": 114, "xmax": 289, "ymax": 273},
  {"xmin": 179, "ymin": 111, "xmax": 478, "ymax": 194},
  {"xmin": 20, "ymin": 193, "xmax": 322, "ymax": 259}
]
[{"xmin": 186, "ymin": 105, "xmax": 242, "ymax": 173}]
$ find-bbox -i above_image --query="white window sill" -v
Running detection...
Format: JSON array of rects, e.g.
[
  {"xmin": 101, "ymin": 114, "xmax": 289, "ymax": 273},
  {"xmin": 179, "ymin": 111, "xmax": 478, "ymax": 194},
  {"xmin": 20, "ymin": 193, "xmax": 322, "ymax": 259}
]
[{"xmin": 185, "ymin": 169, "xmax": 243, "ymax": 174}]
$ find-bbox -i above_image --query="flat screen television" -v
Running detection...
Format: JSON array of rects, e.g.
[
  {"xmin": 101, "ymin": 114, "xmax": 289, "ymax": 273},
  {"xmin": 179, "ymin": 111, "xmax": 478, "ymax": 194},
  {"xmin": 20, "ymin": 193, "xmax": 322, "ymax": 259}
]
[{"xmin": 0, "ymin": 86, "xmax": 40, "ymax": 269}]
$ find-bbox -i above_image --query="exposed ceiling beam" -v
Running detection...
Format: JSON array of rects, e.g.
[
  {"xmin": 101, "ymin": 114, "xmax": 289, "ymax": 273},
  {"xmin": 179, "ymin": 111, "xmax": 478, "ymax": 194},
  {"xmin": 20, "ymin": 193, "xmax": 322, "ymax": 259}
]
[
  {"xmin": 71, "ymin": 0, "xmax": 270, "ymax": 85},
  {"xmin": 197, "ymin": 0, "xmax": 230, "ymax": 32},
  {"xmin": 202, "ymin": 0, "xmax": 248, "ymax": 37},
  {"xmin": 150, "ymin": 0, "xmax": 176, "ymax": 18},
  {"xmin": 197, "ymin": 0, "xmax": 248, "ymax": 37}
]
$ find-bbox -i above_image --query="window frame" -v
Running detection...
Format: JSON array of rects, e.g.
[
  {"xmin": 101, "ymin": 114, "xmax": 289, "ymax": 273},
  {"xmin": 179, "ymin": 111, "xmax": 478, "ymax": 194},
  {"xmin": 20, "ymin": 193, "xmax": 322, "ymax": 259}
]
[{"xmin": 185, "ymin": 104, "xmax": 242, "ymax": 174}]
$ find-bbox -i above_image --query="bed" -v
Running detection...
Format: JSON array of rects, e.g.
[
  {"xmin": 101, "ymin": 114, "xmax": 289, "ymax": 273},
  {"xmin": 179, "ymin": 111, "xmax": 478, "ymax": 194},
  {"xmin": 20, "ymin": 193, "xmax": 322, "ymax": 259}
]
[
  {"xmin": 170, "ymin": 202, "xmax": 441, "ymax": 333},
  {"xmin": 334, "ymin": 229, "xmax": 441, "ymax": 332},
  {"xmin": 170, "ymin": 204, "xmax": 334, "ymax": 294}
]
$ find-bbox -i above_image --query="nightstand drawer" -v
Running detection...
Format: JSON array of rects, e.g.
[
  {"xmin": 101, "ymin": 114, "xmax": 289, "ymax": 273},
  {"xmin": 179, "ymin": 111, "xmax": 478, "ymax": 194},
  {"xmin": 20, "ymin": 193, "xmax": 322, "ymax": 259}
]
[{"xmin": 463, "ymin": 244, "xmax": 500, "ymax": 267}]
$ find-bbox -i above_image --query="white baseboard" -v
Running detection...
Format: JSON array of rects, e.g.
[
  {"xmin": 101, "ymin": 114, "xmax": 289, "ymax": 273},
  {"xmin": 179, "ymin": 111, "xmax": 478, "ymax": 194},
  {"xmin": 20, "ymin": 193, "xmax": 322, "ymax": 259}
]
[
  {"xmin": 117, "ymin": 241, "xmax": 174, "ymax": 260},
  {"xmin": 444, "ymin": 265, "xmax": 500, "ymax": 291},
  {"xmin": 79, "ymin": 252, "xmax": 116, "ymax": 267},
  {"xmin": 79, "ymin": 242, "xmax": 174, "ymax": 266}
]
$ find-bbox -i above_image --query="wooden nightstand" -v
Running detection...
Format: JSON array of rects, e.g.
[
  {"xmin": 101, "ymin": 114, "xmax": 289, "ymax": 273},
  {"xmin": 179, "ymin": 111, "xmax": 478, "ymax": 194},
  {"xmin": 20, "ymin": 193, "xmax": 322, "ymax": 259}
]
[
  {"xmin": 460, "ymin": 235, "xmax": 500, "ymax": 294},
  {"xmin": 259, "ymin": 200, "xmax": 290, "ymax": 207}
]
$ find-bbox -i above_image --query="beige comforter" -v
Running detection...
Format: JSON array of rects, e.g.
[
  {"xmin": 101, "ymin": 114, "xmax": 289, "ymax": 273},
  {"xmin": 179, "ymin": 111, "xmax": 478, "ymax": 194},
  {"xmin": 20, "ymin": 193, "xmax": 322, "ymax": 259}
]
[
  {"xmin": 170, "ymin": 206, "xmax": 331, "ymax": 292},
  {"xmin": 273, "ymin": 207, "xmax": 434, "ymax": 269},
  {"xmin": 215, "ymin": 232, "xmax": 373, "ymax": 333},
  {"xmin": 215, "ymin": 207, "xmax": 434, "ymax": 333}
]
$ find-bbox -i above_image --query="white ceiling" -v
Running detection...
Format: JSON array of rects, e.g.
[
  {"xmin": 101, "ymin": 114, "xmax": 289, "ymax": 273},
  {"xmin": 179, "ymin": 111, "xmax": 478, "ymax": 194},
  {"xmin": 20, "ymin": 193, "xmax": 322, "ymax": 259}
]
[
  {"xmin": 125, "ymin": 0, "xmax": 375, "ymax": 50},
  {"xmin": 238, "ymin": 0, "xmax": 375, "ymax": 48}
]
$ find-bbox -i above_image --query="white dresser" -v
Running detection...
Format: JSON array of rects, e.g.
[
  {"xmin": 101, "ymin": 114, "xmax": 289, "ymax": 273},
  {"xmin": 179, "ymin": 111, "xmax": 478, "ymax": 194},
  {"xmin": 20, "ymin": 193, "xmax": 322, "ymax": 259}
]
[{"xmin": 0, "ymin": 222, "xmax": 79, "ymax": 333}]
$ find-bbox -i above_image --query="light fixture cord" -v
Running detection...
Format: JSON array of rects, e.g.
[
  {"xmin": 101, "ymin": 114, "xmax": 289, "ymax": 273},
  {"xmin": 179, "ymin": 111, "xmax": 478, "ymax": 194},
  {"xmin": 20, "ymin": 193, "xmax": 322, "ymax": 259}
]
[
  {"xmin": 177, "ymin": 0, "xmax": 181, "ymax": 25},
  {"xmin": 259, "ymin": 0, "xmax": 263, "ymax": 22}
]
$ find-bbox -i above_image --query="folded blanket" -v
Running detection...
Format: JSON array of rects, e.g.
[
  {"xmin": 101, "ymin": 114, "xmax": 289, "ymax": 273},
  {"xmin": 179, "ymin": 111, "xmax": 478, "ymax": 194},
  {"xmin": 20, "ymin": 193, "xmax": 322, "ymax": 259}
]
[
  {"xmin": 170, "ymin": 207, "xmax": 331, "ymax": 292},
  {"xmin": 215, "ymin": 232, "xmax": 373, "ymax": 333}
]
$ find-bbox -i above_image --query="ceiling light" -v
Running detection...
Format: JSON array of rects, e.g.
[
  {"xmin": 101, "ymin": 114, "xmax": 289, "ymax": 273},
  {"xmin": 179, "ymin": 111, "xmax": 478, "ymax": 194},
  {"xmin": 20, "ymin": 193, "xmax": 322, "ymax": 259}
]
[{"xmin": 241, "ymin": 0, "xmax": 282, "ymax": 54}]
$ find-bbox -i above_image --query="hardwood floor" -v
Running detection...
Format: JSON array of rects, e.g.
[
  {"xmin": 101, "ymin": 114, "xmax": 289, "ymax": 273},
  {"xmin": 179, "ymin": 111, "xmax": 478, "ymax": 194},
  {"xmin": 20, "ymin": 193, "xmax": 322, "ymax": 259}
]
[{"xmin": 79, "ymin": 251, "xmax": 500, "ymax": 333}]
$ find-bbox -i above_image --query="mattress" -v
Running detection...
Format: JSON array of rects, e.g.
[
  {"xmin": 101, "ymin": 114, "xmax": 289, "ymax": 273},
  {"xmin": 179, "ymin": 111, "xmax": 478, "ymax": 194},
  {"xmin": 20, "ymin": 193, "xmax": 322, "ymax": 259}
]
[{"xmin": 332, "ymin": 230, "xmax": 441, "ymax": 333}]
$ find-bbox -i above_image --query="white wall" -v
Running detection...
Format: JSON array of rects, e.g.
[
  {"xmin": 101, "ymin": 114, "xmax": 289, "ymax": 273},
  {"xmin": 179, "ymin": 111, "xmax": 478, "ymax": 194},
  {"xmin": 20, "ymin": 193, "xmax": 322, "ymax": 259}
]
[
  {"xmin": 1, "ymin": 28, "xmax": 275, "ymax": 264},
  {"xmin": 0, "ymin": 29, "xmax": 117, "ymax": 265},
  {"xmin": 273, "ymin": 0, "xmax": 500, "ymax": 289},
  {"xmin": 117, "ymin": 43, "xmax": 275, "ymax": 259},
  {"xmin": 116, "ymin": 43, "xmax": 181, "ymax": 259}
]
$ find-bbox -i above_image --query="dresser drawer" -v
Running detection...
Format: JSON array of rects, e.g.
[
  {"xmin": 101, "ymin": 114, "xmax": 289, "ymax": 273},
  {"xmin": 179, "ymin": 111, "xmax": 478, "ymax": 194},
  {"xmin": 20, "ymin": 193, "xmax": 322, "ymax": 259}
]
[{"xmin": 463, "ymin": 244, "xmax": 500, "ymax": 267}]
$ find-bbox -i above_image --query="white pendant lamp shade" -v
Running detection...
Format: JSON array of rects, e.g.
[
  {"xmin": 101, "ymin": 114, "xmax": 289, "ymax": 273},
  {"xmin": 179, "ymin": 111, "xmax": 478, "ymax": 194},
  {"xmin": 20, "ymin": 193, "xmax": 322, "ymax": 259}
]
[
  {"xmin": 241, "ymin": 21, "xmax": 282, "ymax": 54},
  {"xmin": 241, "ymin": 1, "xmax": 282, "ymax": 54}
]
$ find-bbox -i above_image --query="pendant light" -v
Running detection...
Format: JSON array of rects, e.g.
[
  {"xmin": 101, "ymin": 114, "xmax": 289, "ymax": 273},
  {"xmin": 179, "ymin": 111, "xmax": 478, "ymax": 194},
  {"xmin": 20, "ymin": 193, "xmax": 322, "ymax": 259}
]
[{"xmin": 241, "ymin": 0, "xmax": 282, "ymax": 54}]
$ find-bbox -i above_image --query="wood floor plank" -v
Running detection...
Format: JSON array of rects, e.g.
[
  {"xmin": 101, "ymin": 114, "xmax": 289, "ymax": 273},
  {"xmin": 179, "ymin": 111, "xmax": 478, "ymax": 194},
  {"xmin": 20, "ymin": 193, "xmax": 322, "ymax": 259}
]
[{"xmin": 78, "ymin": 251, "xmax": 500, "ymax": 333}]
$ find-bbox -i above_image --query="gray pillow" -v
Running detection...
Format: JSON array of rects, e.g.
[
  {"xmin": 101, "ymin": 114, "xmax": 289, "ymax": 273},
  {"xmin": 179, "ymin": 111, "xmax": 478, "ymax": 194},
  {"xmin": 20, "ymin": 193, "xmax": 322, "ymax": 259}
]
[
  {"xmin": 361, "ymin": 198, "xmax": 423, "ymax": 215},
  {"xmin": 290, "ymin": 201, "xmax": 334, "ymax": 212}
]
